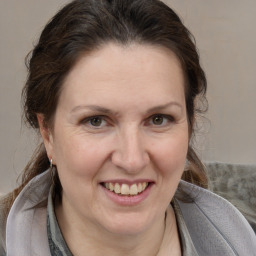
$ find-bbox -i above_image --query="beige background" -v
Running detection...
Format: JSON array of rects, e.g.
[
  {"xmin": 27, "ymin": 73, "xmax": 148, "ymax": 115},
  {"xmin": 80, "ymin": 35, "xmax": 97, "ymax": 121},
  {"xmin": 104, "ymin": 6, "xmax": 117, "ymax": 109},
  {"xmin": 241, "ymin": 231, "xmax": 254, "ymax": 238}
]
[{"xmin": 0, "ymin": 0, "xmax": 255, "ymax": 193}]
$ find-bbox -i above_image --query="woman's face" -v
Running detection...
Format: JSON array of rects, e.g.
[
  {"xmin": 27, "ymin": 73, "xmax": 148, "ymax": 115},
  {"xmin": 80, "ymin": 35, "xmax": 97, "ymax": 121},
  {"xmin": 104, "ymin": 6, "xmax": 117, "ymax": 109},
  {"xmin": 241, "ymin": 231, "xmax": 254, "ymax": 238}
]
[{"xmin": 42, "ymin": 43, "xmax": 189, "ymax": 235}]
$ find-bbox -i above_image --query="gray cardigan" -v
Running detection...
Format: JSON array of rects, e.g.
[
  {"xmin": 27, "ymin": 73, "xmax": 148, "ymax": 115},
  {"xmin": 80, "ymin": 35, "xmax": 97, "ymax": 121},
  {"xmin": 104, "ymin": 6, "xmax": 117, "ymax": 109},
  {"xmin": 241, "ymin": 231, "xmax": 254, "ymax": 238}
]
[{"xmin": 1, "ymin": 170, "xmax": 256, "ymax": 256}]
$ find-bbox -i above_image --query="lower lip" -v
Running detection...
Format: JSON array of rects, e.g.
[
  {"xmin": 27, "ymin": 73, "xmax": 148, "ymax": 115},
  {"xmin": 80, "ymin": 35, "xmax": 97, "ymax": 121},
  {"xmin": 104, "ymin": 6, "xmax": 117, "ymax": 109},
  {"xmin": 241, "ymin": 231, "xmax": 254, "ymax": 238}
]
[{"xmin": 100, "ymin": 183, "xmax": 153, "ymax": 206}]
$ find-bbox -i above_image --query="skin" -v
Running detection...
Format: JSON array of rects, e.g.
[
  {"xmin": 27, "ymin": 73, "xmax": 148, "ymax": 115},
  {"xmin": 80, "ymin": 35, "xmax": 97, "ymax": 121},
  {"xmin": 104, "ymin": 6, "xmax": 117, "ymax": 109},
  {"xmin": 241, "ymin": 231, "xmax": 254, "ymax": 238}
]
[{"xmin": 38, "ymin": 43, "xmax": 188, "ymax": 256}]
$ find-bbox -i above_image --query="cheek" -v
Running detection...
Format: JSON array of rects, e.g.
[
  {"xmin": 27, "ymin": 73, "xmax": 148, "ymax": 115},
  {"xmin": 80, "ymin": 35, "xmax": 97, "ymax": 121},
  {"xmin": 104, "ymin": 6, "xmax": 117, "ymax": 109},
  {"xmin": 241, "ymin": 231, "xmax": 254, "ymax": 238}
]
[
  {"xmin": 54, "ymin": 135, "xmax": 114, "ymax": 212},
  {"xmin": 53, "ymin": 135, "xmax": 109, "ymax": 179},
  {"xmin": 151, "ymin": 133, "xmax": 188, "ymax": 175},
  {"xmin": 54, "ymin": 137, "xmax": 107, "ymax": 204}
]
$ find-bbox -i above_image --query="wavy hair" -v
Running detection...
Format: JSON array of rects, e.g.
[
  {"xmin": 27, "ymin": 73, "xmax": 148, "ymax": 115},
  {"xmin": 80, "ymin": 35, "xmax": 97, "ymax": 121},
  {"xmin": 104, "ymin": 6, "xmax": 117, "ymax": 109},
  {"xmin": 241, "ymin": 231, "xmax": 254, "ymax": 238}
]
[{"xmin": 5, "ymin": 0, "xmax": 208, "ymax": 213}]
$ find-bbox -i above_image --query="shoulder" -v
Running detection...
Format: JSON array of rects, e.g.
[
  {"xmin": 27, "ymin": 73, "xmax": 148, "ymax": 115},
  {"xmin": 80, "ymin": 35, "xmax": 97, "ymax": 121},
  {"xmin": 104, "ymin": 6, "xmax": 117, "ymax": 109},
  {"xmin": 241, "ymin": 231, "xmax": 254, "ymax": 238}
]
[
  {"xmin": 0, "ymin": 194, "xmax": 10, "ymax": 256},
  {"xmin": 176, "ymin": 180, "xmax": 256, "ymax": 255},
  {"xmin": 3, "ymin": 171, "xmax": 51, "ymax": 255}
]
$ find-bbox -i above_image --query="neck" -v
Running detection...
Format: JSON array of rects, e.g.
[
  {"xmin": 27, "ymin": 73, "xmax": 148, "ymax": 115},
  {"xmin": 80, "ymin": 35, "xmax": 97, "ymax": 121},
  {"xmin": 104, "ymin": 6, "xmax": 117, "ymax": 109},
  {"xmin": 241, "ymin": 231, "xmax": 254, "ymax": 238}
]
[
  {"xmin": 55, "ymin": 201, "xmax": 180, "ymax": 256},
  {"xmin": 158, "ymin": 206, "xmax": 182, "ymax": 256}
]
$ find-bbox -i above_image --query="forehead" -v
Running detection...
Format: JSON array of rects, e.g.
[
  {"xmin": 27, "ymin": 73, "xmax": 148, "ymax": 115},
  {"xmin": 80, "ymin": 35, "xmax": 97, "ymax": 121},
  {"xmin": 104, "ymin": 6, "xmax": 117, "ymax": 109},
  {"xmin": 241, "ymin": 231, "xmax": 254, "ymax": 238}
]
[{"xmin": 59, "ymin": 43, "xmax": 185, "ymax": 111}]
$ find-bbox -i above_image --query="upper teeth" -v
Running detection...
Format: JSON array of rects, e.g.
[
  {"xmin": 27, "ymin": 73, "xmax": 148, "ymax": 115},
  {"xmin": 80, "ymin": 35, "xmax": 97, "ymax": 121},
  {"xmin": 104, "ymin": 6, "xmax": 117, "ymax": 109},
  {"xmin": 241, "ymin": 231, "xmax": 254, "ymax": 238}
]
[{"xmin": 104, "ymin": 182, "xmax": 148, "ymax": 196}]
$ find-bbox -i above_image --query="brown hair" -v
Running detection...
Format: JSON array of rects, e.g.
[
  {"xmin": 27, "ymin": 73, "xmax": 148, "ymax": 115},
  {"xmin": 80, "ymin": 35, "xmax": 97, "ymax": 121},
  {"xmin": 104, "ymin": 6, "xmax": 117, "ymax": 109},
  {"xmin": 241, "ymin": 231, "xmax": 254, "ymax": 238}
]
[{"xmin": 6, "ymin": 0, "xmax": 208, "ymax": 212}]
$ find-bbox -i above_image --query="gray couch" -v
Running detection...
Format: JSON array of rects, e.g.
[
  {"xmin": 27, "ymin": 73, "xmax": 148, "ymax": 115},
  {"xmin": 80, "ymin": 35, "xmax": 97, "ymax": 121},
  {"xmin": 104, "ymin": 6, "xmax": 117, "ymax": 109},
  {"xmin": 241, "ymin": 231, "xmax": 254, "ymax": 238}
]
[{"xmin": 206, "ymin": 162, "xmax": 256, "ymax": 233}]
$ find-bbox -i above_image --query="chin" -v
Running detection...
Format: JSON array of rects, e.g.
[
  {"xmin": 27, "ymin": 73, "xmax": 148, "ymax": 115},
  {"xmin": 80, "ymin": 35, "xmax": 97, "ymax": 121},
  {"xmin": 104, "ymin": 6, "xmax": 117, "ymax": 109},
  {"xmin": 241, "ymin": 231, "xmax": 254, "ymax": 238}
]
[{"xmin": 100, "ymin": 211, "xmax": 156, "ymax": 236}]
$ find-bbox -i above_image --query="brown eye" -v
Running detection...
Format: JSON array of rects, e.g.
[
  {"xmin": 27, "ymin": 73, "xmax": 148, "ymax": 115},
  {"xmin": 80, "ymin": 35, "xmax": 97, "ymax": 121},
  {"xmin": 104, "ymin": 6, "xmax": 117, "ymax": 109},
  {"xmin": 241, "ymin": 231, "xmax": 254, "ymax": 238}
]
[
  {"xmin": 89, "ymin": 117, "xmax": 103, "ymax": 127},
  {"xmin": 152, "ymin": 115, "xmax": 164, "ymax": 125},
  {"xmin": 81, "ymin": 115, "xmax": 108, "ymax": 129}
]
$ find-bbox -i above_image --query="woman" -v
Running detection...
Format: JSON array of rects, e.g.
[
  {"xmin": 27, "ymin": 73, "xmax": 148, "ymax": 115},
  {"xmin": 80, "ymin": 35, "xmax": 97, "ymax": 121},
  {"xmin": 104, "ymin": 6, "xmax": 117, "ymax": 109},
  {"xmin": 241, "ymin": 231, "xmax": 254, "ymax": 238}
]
[{"xmin": 1, "ymin": 0, "xmax": 255, "ymax": 255}]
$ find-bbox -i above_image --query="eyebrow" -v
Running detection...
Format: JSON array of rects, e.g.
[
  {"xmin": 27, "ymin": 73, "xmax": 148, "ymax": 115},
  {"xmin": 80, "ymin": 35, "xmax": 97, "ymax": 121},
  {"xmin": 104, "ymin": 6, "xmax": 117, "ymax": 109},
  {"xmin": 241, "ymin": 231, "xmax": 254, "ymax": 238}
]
[
  {"xmin": 70, "ymin": 101, "xmax": 183, "ymax": 115},
  {"xmin": 71, "ymin": 105, "xmax": 117, "ymax": 115},
  {"xmin": 146, "ymin": 101, "xmax": 183, "ymax": 114}
]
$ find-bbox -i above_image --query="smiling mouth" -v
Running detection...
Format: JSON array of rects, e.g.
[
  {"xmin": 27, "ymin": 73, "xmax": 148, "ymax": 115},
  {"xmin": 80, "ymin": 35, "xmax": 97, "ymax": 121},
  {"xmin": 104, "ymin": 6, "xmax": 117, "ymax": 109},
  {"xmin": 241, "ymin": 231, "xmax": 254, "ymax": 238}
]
[{"xmin": 101, "ymin": 182, "xmax": 150, "ymax": 196}]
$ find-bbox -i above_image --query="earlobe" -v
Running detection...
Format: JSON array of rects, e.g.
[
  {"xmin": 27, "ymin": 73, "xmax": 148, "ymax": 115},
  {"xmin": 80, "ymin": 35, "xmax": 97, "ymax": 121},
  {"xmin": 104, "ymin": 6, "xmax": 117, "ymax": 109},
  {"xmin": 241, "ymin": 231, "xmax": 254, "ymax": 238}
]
[{"xmin": 37, "ymin": 114, "xmax": 55, "ymax": 162}]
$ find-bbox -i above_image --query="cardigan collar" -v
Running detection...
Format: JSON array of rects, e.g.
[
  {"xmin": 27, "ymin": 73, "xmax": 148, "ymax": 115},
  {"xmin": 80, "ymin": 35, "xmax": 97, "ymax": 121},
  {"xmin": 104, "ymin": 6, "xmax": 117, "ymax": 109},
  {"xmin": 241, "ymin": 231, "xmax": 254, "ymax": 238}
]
[{"xmin": 5, "ymin": 169, "xmax": 256, "ymax": 255}]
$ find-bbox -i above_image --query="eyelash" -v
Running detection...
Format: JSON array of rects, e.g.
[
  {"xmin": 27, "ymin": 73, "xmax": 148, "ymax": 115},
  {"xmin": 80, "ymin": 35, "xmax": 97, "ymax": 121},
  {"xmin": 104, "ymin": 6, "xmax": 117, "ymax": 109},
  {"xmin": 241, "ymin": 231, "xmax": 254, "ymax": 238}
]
[
  {"xmin": 80, "ymin": 114, "xmax": 175, "ymax": 129},
  {"xmin": 80, "ymin": 115, "xmax": 108, "ymax": 128},
  {"xmin": 147, "ymin": 114, "xmax": 175, "ymax": 126}
]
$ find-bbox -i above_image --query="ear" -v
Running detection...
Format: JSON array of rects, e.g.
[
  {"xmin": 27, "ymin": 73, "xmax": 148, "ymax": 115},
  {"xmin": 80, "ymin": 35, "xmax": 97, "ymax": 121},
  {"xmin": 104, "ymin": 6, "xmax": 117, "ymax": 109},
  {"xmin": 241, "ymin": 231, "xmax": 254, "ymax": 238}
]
[{"xmin": 37, "ymin": 114, "xmax": 55, "ymax": 163}]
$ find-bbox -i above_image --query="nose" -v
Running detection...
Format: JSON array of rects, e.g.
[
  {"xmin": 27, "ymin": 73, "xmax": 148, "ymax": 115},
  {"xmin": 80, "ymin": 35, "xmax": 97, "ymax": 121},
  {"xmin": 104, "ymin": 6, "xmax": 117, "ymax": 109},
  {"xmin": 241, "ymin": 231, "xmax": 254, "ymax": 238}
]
[{"xmin": 111, "ymin": 128, "xmax": 150, "ymax": 174}]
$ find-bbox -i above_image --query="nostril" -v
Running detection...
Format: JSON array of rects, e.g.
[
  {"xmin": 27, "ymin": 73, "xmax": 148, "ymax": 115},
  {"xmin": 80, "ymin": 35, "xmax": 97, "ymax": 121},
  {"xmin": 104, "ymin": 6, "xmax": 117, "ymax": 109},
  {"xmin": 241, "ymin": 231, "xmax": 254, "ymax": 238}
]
[{"xmin": 111, "ymin": 152, "xmax": 149, "ymax": 173}]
